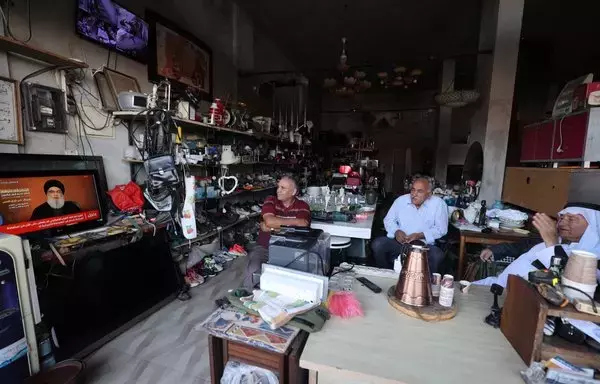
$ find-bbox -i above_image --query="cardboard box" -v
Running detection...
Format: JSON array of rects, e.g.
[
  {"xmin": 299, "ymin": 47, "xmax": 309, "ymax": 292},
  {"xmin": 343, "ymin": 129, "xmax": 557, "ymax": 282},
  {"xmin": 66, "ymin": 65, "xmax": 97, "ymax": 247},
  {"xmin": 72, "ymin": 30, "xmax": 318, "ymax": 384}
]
[{"xmin": 572, "ymin": 82, "xmax": 600, "ymax": 111}]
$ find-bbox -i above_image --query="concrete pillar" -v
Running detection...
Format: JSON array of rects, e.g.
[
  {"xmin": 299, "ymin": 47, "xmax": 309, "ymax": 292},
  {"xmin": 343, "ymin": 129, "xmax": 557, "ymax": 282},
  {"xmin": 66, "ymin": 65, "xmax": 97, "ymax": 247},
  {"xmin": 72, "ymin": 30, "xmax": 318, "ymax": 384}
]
[
  {"xmin": 472, "ymin": 0, "xmax": 524, "ymax": 202},
  {"xmin": 469, "ymin": 0, "xmax": 497, "ymax": 146},
  {"xmin": 434, "ymin": 59, "xmax": 455, "ymax": 184}
]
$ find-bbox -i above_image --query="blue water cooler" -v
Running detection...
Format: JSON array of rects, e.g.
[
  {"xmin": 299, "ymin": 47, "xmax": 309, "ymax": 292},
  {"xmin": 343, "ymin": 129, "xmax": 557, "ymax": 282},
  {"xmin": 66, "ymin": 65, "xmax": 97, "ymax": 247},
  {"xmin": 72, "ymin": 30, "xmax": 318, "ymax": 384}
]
[{"xmin": 0, "ymin": 234, "xmax": 39, "ymax": 383}]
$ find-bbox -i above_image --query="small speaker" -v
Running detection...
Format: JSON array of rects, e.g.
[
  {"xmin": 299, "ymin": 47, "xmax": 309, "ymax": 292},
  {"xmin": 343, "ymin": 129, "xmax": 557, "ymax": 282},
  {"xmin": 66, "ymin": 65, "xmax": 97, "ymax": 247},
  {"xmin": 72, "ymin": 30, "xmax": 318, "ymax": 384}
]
[{"xmin": 117, "ymin": 92, "xmax": 147, "ymax": 111}]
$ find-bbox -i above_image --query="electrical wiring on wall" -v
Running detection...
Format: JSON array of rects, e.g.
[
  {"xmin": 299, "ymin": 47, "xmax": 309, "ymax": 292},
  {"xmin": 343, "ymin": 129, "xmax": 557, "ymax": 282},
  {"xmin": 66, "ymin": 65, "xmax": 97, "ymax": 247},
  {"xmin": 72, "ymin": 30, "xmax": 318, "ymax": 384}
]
[
  {"xmin": 66, "ymin": 68, "xmax": 113, "ymax": 132},
  {"xmin": 0, "ymin": 0, "xmax": 32, "ymax": 43}
]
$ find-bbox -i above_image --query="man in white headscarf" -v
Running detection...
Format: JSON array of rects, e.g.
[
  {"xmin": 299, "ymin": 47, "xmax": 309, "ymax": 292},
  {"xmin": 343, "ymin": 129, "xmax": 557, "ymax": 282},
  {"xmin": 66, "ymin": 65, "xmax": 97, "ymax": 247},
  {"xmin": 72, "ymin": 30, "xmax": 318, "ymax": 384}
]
[{"xmin": 474, "ymin": 203, "xmax": 600, "ymax": 288}]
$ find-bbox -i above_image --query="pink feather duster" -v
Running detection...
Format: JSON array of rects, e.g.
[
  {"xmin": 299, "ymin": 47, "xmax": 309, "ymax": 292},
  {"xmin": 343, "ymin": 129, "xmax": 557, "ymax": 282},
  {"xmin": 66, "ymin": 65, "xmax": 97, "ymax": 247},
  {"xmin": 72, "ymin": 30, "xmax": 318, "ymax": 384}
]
[{"xmin": 327, "ymin": 291, "xmax": 364, "ymax": 318}]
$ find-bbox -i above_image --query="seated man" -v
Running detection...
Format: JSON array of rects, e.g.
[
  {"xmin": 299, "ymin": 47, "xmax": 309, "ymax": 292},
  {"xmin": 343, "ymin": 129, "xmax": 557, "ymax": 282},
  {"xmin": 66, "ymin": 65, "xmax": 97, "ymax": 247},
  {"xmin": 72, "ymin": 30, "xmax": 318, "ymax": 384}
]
[
  {"xmin": 474, "ymin": 203, "xmax": 600, "ymax": 288},
  {"xmin": 243, "ymin": 176, "xmax": 311, "ymax": 288},
  {"xmin": 371, "ymin": 177, "xmax": 448, "ymax": 273}
]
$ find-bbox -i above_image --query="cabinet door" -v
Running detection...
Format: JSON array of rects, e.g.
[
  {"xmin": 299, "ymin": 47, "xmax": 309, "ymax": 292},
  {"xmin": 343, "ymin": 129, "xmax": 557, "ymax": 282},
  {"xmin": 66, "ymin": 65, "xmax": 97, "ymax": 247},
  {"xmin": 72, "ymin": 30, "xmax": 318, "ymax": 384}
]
[
  {"xmin": 552, "ymin": 112, "xmax": 588, "ymax": 160},
  {"xmin": 535, "ymin": 121, "xmax": 554, "ymax": 161},
  {"xmin": 520, "ymin": 124, "xmax": 537, "ymax": 162}
]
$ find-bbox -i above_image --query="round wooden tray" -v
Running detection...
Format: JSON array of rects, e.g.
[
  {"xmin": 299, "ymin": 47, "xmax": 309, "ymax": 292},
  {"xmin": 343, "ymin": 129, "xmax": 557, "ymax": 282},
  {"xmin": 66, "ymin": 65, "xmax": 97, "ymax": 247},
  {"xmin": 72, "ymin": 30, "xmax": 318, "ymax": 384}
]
[{"xmin": 387, "ymin": 286, "xmax": 458, "ymax": 322}]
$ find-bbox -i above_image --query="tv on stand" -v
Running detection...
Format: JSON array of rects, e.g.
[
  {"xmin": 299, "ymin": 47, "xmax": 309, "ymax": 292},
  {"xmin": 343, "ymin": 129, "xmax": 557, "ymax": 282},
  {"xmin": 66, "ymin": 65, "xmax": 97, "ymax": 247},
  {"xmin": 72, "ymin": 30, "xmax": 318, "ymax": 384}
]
[
  {"xmin": 0, "ymin": 155, "xmax": 181, "ymax": 361},
  {"xmin": 0, "ymin": 170, "xmax": 107, "ymax": 238}
]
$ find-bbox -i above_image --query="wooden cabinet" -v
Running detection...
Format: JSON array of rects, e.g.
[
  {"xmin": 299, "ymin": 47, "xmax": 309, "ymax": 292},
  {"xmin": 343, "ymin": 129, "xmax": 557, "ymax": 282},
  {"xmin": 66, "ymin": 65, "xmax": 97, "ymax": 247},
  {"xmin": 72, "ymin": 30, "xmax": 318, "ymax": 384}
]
[
  {"xmin": 208, "ymin": 332, "xmax": 309, "ymax": 384},
  {"xmin": 502, "ymin": 275, "xmax": 600, "ymax": 369},
  {"xmin": 552, "ymin": 112, "xmax": 588, "ymax": 160},
  {"xmin": 520, "ymin": 108, "xmax": 600, "ymax": 163},
  {"xmin": 503, "ymin": 167, "xmax": 600, "ymax": 214},
  {"xmin": 521, "ymin": 121, "xmax": 555, "ymax": 162},
  {"xmin": 536, "ymin": 121, "xmax": 555, "ymax": 161}
]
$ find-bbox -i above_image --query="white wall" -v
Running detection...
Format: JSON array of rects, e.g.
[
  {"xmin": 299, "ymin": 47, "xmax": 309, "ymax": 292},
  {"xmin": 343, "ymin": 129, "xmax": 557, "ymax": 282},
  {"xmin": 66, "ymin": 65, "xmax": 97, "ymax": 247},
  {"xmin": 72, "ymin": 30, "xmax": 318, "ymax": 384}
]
[{"xmin": 1, "ymin": 0, "xmax": 293, "ymax": 188}]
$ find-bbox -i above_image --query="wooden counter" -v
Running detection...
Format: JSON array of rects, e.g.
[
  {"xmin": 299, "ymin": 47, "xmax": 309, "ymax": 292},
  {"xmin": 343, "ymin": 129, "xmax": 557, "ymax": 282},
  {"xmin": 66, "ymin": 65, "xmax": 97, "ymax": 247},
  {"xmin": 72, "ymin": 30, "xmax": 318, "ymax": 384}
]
[{"xmin": 300, "ymin": 275, "xmax": 525, "ymax": 384}]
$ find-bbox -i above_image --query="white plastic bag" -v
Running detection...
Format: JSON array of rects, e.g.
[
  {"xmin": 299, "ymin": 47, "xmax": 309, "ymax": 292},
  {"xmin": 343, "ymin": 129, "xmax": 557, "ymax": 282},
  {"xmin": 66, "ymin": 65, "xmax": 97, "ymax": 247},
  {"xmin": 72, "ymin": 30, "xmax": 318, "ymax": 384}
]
[{"xmin": 220, "ymin": 360, "xmax": 279, "ymax": 384}]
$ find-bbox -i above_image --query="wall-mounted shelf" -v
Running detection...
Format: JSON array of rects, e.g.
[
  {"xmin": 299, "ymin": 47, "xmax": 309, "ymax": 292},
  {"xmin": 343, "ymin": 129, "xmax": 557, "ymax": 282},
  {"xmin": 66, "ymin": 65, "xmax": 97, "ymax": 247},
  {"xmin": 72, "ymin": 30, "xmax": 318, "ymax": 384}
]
[
  {"xmin": 196, "ymin": 185, "xmax": 276, "ymax": 202},
  {"xmin": 172, "ymin": 212, "xmax": 261, "ymax": 249},
  {"xmin": 122, "ymin": 158, "xmax": 211, "ymax": 168},
  {"xmin": 123, "ymin": 158, "xmax": 298, "ymax": 170},
  {"xmin": 113, "ymin": 111, "xmax": 309, "ymax": 147},
  {"xmin": 0, "ymin": 36, "xmax": 88, "ymax": 68},
  {"xmin": 333, "ymin": 146, "xmax": 378, "ymax": 153}
]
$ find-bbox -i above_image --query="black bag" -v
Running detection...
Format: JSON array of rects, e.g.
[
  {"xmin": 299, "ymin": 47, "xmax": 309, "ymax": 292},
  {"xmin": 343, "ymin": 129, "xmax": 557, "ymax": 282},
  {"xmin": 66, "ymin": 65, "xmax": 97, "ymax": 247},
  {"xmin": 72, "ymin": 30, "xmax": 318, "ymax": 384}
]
[{"xmin": 144, "ymin": 155, "xmax": 179, "ymax": 192}]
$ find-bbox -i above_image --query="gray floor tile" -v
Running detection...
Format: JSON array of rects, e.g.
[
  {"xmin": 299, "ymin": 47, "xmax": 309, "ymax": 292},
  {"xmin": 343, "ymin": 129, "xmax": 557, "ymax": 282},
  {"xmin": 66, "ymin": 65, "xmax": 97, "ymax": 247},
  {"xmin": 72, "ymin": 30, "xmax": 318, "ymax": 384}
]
[{"xmin": 84, "ymin": 257, "xmax": 246, "ymax": 383}]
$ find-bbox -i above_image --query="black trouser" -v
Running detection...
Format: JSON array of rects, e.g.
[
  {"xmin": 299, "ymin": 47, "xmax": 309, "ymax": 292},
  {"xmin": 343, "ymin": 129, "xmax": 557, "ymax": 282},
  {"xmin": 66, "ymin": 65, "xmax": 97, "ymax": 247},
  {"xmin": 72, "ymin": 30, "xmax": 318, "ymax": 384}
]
[
  {"xmin": 371, "ymin": 236, "xmax": 444, "ymax": 273},
  {"xmin": 243, "ymin": 245, "xmax": 268, "ymax": 289}
]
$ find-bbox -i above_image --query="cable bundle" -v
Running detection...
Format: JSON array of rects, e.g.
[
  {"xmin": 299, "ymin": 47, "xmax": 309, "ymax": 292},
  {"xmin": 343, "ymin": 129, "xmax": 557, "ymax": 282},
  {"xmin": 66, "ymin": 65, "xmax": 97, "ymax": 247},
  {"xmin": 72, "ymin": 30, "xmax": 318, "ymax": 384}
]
[{"xmin": 143, "ymin": 108, "xmax": 177, "ymax": 158}]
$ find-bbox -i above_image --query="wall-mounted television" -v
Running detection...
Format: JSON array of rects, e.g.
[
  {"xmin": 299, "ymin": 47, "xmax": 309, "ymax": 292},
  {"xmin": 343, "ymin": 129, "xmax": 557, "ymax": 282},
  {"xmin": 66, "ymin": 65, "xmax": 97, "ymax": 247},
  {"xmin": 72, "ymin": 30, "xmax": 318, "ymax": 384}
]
[
  {"xmin": 146, "ymin": 10, "xmax": 213, "ymax": 100},
  {"xmin": 0, "ymin": 170, "xmax": 107, "ymax": 237},
  {"xmin": 76, "ymin": 0, "xmax": 148, "ymax": 63}
]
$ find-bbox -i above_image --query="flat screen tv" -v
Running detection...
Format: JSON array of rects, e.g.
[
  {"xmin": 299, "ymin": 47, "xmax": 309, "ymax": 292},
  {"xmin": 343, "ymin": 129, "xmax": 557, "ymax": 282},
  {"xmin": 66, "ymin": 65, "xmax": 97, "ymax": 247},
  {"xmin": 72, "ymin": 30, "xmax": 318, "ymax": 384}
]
[
  {"xmin": 76, "ymin": 0, "xmax": 148, "ymax": 63},
  {"xmin": 0, "ymin": 170, "xmax": 107, "ymax": 237}
]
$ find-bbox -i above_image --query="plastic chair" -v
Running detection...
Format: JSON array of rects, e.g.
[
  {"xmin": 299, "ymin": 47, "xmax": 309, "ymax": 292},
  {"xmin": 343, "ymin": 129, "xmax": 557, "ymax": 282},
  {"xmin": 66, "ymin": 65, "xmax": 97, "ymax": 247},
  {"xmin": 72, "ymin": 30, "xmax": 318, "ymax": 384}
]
[{"xmin": 330, "ymin": 236, "xmax": 352, "ymax": 266}]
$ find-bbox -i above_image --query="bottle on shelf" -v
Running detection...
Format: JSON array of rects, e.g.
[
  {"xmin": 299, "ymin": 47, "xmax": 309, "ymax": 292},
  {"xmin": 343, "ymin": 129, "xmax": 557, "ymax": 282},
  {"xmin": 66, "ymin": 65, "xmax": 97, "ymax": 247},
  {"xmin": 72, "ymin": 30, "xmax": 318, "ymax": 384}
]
[{"xmin": 477, "ymin": 200, "xmax": 487, "ymax": 227}]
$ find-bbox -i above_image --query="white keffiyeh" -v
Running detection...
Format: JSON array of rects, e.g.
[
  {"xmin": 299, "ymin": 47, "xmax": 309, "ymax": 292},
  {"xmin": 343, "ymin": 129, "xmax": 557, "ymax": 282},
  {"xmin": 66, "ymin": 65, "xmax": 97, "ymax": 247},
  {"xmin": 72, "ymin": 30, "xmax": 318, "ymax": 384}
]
[{"xmin": 473, "ymin": 206, "xmax": 600, "ymax": 288}]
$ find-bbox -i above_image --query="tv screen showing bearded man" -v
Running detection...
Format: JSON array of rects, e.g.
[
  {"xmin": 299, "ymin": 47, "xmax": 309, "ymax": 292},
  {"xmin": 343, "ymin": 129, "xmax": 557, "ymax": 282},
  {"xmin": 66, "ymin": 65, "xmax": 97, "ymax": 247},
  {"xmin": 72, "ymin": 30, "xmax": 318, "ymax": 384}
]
[
  {"xmin": 30, "ymin": 180, "xmax": 82, "ymax": 220},
  {"xmin": 0, "ymin": 173, "xmax": 102, "ymax": 236}
]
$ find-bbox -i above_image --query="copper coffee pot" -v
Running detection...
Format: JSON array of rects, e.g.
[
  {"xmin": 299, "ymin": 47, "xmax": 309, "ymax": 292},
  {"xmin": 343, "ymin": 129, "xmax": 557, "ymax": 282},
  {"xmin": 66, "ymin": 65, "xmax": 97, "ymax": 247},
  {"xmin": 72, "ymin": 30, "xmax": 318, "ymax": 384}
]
[{"xmin": 395, "ymin": 242, "xmax": 433, "ymax": 306}]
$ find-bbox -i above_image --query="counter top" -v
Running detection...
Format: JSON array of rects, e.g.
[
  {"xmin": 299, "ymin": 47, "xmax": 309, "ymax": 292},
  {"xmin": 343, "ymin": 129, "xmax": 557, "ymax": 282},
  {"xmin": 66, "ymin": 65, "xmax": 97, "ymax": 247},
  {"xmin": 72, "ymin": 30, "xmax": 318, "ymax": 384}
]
[
  {"xmin": 300, "ymin": 276, "xmax": 525, "ymax": 384},
  {"xmin": 310, "ymin": 212, "xmax": 375, "ymax": 240}
]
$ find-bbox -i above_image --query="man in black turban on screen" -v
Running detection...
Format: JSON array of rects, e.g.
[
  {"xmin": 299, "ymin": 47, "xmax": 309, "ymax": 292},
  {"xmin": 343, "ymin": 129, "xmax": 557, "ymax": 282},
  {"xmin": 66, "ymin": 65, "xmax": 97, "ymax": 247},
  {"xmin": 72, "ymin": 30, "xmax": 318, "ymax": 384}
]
[{"xmin": 30, "ymin": 180, "xmax": 81, "ymax": 221}]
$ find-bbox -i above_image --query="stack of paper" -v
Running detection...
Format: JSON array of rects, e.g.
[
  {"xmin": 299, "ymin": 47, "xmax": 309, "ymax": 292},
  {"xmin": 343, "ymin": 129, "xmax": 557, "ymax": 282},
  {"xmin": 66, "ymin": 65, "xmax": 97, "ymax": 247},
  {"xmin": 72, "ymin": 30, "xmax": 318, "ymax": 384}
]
[{"xmin": 242, "ymin": 290, "xmax": 318, "ymax": 329}]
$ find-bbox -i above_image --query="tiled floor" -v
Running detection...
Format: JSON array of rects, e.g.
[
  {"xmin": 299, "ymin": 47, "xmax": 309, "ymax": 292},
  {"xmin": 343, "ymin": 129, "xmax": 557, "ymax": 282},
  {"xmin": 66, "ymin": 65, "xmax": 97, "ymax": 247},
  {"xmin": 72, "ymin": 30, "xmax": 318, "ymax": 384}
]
[{"xmin": 84, "ymin": 257, "xmax": 246, "ymax": 384}]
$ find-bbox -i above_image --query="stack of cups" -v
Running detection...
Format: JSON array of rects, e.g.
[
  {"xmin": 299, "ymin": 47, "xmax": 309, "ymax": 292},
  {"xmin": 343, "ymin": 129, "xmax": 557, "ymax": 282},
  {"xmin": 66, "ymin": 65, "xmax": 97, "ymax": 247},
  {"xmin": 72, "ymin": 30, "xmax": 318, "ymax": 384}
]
[
  {"xmin": 431, "ymin": 273, "xmax": 441, "ymax": 297},
  {"xmin": 439, "ymin": 274, "xmax": 455, "ymax": 307}
]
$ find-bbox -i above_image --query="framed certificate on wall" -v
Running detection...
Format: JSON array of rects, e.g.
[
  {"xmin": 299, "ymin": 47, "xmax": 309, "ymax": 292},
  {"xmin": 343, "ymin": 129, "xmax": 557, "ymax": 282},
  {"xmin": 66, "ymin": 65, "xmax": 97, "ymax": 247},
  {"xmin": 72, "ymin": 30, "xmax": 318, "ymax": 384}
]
[{"xmin": 0, "ymin": 76, "xmax": 23, "ymax": 145}]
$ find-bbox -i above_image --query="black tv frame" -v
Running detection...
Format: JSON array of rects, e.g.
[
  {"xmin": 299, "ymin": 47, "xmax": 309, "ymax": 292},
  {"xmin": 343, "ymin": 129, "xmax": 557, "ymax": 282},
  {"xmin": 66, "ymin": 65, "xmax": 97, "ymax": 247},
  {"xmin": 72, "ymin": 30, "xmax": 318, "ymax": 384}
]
[
  {"xmin": 74, "ymin": 0, "xmax": 149, "ymax": 64},
  {"xmin": 0, "ymin": 153, "xmax": 108, "ymax": 194}
]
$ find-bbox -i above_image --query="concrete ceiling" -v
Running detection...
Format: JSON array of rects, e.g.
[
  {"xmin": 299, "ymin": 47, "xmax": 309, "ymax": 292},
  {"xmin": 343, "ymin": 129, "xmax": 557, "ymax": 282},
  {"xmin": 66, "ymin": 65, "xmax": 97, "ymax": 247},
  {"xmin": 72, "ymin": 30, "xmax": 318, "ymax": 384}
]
[{"xmin": 238, "ymin": 0, "xmax": 483, "ymax": 72}]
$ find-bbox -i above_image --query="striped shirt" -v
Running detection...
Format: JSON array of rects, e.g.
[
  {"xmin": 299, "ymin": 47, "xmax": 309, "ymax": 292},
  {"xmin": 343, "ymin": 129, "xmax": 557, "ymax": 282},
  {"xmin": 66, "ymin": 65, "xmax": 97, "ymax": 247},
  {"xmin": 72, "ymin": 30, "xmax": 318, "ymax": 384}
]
[{"xmin": 257, "ymin": 196, "xmax": 311, "ymax": 247}]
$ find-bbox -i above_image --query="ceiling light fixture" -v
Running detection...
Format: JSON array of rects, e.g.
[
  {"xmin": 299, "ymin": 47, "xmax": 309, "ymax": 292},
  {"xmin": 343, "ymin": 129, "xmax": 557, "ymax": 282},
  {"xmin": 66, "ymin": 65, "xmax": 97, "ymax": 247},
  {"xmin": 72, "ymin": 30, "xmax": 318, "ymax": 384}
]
[
  {"xmin": 323, "ymin": 37, "xmax": 372, "ymax": 97},
  {"xmin": 377, "ymin": 66, "xmax": 423, "ymax": 89}
]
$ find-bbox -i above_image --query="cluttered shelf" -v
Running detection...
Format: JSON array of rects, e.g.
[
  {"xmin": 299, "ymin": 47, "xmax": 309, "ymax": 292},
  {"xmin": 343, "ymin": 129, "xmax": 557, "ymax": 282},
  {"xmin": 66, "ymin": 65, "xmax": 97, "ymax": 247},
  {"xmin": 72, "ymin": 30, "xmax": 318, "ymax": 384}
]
[
  {"xmin": 196, "ymin": 186, "xmax": 276, "ymax": 202},
  {"xmin": 113, "ymin": 111, "xmax": 308, "ymax": 147},
  {"xmin": 123, "ymin": 158, "xmax": 300, "ymax": 169},
  {"xmin": 331, "ymin": 145, "xmax": 377, "ymax": 152},
  {"xmin": 172, "ymin": 212, "xmax": 260, "ymax": 249},
  {"xmin": 546, "ymin": 302, "xmax": 600, "ymax": 323},
  {"xmin": 541, "ymin": 336, "xmax": 600, "ymax": 368},
  {"xmin": 123, "ymin": 158, "xmax": 212, "ymax": 168}
]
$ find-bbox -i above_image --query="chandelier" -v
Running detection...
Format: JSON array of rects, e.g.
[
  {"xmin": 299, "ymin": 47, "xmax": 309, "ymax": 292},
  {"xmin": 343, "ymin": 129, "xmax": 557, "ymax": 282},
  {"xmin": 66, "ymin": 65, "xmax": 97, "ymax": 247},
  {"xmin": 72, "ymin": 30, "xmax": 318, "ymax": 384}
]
[
  {"xmin": 377, "ymin": 66, "xmax": 423, "ymax": 89},
  {"xmin": 323, "ymin": 38, "xmax": 372, "ymax": 97}
]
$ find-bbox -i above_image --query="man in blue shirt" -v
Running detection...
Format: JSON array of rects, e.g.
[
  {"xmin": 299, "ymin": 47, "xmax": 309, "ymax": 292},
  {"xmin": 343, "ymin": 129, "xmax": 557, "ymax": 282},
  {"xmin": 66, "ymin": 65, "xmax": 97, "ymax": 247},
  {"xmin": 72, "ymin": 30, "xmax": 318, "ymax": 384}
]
[{"xmin": 371, "ymin": 177, "xmax": 448, "ymax": 272}]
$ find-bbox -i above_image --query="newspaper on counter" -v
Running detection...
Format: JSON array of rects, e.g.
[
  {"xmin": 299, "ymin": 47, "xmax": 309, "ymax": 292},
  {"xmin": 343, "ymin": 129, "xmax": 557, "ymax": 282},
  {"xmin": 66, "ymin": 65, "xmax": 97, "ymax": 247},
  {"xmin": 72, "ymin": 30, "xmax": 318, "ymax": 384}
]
[
  {"xmin": 241, "ymin": 289, "xmax": 318, "ymax": 329},
  {"xmin": 546, "ymin": 369, "xmax": 600, "ymax": 384}
]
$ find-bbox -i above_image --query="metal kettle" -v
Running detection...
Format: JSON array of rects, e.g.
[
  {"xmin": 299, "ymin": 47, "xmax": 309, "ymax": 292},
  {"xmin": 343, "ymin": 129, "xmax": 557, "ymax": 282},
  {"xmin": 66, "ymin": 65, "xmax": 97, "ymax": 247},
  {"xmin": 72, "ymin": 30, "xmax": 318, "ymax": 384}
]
[{"xmin": 395, "ymin": 242, "xmax": 433, "ymax": 307}]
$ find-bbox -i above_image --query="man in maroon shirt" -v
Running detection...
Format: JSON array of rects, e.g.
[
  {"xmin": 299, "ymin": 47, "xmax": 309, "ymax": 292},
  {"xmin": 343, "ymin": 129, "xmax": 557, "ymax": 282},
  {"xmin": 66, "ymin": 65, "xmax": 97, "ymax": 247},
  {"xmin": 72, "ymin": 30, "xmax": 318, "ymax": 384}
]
[{"xmin": 243, "ymin": 176, "xmax": 311, "ymax": 288}]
